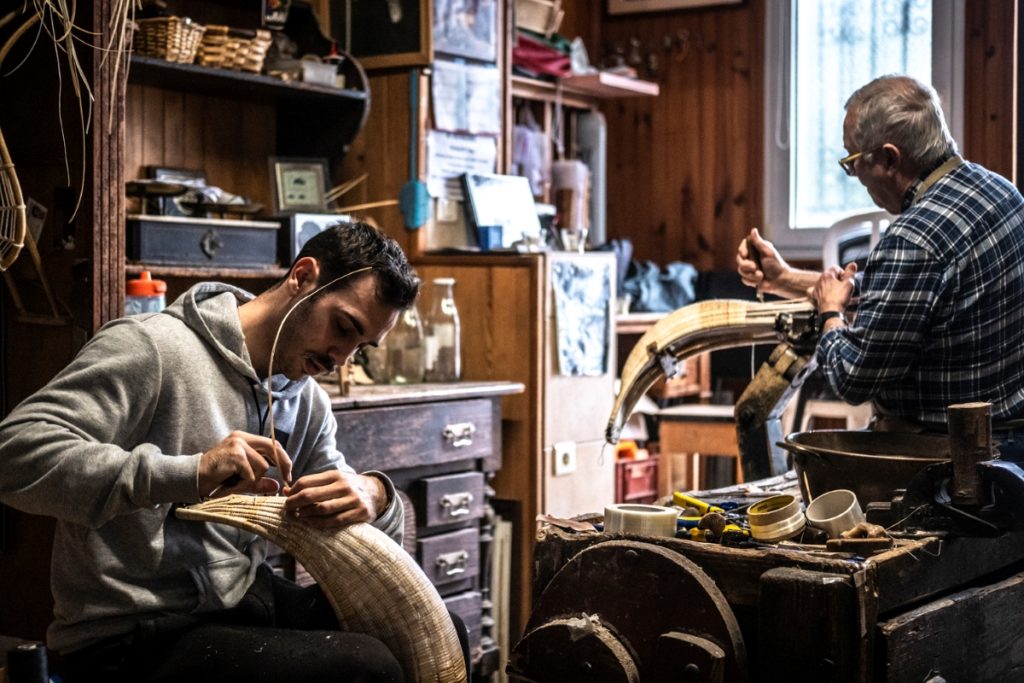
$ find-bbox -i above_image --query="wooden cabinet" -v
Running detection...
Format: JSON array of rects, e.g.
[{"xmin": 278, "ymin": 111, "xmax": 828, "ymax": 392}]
[
  {"xmin": 414, "ymin": 251, "xmax": 617, "ymax": 640},
  {"xmin": 327, "ymin": 381, "xmax": 523, "ymax": 680}
]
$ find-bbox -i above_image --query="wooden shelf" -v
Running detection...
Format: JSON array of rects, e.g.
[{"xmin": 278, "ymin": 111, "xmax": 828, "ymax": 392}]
[
  {"xmin": 128, "ymin": 56, "xmax": 368, "ymax": 105},
  {"xmin": 126, "ymin": 262, "xmax": 287, "ymax": 279},
  {"xmin": 561, "ymin": 72, "xmax": 660, "ymax": 98},
  {"xmin": 511, "ymin": 72, "xmax": 659, "ymax": 108}
]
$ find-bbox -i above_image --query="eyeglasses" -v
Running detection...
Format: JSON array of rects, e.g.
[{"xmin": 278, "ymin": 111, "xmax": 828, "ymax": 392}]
[{"xmin": 838, "ymin": 146, "xmax": 885, "ymax": 176}]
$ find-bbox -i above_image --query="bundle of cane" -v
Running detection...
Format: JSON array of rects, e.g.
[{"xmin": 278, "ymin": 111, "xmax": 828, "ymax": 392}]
[{"xmin": 177, "ymin": 495, "xmax": 468, "ymax": 683}]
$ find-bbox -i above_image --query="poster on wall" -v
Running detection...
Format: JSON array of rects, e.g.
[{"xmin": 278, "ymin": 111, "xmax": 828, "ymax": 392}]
[{"xmin": 433, "ymin": 0, "xmax": 499, "ymax": 62}]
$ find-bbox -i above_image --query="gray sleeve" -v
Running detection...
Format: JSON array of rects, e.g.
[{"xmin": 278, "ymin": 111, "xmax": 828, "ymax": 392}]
[{"xmin": 0, "ymin": 320, "xmax": 202, "ymax": 527}]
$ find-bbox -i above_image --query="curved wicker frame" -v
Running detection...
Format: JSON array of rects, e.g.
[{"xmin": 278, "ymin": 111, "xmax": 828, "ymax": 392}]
[{"xmin": 177, "ymin": 495, "xmax": 468, "ymax": 682}]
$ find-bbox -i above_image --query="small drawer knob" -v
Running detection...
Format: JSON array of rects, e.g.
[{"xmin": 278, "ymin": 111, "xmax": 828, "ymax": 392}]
[
  {"xmin": 442, "ymin": 422, "xmax": 476, "ymax": 448},
  {"xmin": 436, "ymin": 550, "xmax": 469, "ymax": 576},
  {"xmin": 440, "ymin": 491, "xmax": 475, "ymax": 517}
]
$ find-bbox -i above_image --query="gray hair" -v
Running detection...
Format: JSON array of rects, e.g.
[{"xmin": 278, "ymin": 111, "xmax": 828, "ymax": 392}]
[{"xmin": 845, "ymin": 74, "xmax": 958, "ymax": 169}]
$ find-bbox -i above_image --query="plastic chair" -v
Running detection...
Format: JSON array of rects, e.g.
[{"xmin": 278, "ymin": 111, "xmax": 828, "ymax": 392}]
[{"xmin": 821, "ymin": 210, "xmax": 893, "ymax": 270}]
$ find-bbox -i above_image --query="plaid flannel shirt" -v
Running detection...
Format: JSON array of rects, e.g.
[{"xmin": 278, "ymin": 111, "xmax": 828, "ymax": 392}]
[{"xmin": 816, "ymin": 160, "xmax": 1024, "ymax": 425}]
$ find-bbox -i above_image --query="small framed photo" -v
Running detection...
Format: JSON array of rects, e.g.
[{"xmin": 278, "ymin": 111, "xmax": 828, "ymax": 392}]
[{"xmin": 270, "ymin": 157, "xmax": 329, "ymax": 214}]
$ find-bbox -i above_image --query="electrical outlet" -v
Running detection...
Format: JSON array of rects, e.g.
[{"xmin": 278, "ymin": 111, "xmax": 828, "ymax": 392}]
[{"xmin": 553, "ymin": 441, "xmax": 577, "ymax": 476}]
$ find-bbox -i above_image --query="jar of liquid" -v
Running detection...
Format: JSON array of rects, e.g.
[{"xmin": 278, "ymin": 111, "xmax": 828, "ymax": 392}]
[
  {"xmin": 423, "ymin": 278, "xmax": 461, "ymax": 382},
  {"xmin": 386, "ymin": 303, "xmax": 424, "ymax": 384},
  {"xmin": 125, "ymin": 271, "xmax": 167, "ymax": 315}
]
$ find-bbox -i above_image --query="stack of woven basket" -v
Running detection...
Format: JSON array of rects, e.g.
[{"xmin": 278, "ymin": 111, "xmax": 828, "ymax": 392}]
[
  {"xmin": 133, "ymin": 16, "xmax": 205, "ymax": 63},
  {"xmin": 196, "ymin": 25, "xmax": 272, "ymax": 73}
]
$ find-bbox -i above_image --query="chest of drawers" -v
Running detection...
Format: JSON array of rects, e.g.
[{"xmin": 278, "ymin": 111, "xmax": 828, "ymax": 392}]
[{"xmin": 328, "ymin": 381, "xmax": 522, "ymax": 680}]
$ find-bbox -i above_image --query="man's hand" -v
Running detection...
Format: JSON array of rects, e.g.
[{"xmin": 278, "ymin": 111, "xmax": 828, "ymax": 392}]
[
  {"xmin": 282, "ymin": 471, "xmax": 387, "ymax": 529},
  {"xmin": 810, "ymin": 262, "xmax": 858, "ymax": 315},
  {"xmin": 737, "ymin": 228, "xmax": 821, "ymax": 300},
  {"xmin": 198, "ymin": 431, "xmax": 293, "ymax": 498},
  {"xmin": 737, "ymin": 228, "xmax": 788, "ymax": 294}
]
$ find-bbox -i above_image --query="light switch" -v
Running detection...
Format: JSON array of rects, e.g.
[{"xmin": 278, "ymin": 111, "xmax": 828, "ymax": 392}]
[
  {"xmin": 437, "ymin": 197, "xmax": 460, "ymax": 223},
  {"xmin": 553, "ymin": 441, "xmax": 577, "ymax": 476}
]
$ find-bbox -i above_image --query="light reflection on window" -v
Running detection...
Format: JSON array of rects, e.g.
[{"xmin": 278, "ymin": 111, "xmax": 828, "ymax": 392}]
[{"xmin": 792, "ymin": 0, "xmax": 932, "ymax": 229}]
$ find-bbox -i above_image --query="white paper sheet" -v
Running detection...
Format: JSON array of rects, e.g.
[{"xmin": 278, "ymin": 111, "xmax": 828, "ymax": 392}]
[
  {"xmin": 431, "ymin": 60, "xmax": 502, "ymax": 135},
  {"xmin": 426, "ymin": 130, "xmax": 497, "ymax": 199}
]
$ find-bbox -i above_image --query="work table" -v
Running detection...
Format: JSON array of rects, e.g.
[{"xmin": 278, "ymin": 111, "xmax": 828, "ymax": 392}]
[{"xmin": 320, "ymin": 380, "xmax": 525, "ymax": 409}]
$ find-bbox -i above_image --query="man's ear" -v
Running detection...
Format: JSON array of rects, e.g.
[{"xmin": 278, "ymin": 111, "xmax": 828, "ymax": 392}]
[
  {"xmin": 880, "ymin": 143, "xmax": 901, "ymax": 171},
  {"xmin": 289, "ymin": 257, "xmax": 321, "ymax": 293}
]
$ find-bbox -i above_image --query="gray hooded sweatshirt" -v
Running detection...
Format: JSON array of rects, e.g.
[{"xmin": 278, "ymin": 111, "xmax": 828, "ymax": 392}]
[{"xmin": 0, "ymin": 283, "xmax": 403, "ymax": 653}]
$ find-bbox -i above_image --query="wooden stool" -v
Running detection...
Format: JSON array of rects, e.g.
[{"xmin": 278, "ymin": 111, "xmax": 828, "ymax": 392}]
[{"xmin": 657, "ymin": 404, "xmax": 741, "ymax": 495}]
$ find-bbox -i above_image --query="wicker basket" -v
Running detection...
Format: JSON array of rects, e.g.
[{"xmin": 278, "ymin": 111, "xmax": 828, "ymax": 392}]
[
  {"xmin": 197, "ymin": 25, "xmax": 272, "ymax": 73},
  {"xmin": 134, "ymin": 16, "xmax": 205, "ymax": 64}
]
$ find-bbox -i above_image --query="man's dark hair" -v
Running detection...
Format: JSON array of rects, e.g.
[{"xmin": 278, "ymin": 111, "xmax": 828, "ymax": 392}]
[{"xmin": 285, "ymin": 220, "xmax": 420, "ymax": 309}]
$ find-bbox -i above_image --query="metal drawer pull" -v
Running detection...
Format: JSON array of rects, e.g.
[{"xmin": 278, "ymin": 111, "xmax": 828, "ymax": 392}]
[
  {"xmin": 442, "ymin": 422, "xmax": 476, "ymax": 448},
  {"xmin": 440, "ymin": 491, "xmax": 475, "ymax": 517},
  {"xmin": 436, "ymin": 550, "xmax": 469, "ymax": 576}
]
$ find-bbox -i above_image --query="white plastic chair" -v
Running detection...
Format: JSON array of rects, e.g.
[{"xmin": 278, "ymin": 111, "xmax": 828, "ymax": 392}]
[{"xmin": 821, "ymin": 210, "xmax": 893, "ymax": 270}]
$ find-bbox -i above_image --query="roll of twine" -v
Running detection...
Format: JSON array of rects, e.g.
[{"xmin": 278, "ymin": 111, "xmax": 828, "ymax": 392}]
[
  {"xmin": 7, "ymin": 643, "xmax": 48, "ymax": 683},
  {"xmin": 603, "ymin": 503, "xmax": 678, "ymax": 537},
  {"xmin": 747, "ymin": 494, "xmax": 805, "ymax": 543}
]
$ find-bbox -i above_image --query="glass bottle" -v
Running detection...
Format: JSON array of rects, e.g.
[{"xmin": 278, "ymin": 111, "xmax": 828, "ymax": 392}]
[
  {"xmin": 423, "ymin": 277, "xmax": 461, "ymax": 382},
  {"xmin": 386, "ymin": 303, "xmax": 424, "ymax": 384}
]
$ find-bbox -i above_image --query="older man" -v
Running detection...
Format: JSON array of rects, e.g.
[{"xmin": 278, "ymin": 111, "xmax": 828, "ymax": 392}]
[{"xmin": 738, "ymin": 74, "xmax": 1024, "ymax": 439}]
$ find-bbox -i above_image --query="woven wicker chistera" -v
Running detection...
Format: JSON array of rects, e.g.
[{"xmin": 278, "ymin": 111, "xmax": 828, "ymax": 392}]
[{"xmin": 177, "ymin": 495, "xmax": 468, "ymax": 683}]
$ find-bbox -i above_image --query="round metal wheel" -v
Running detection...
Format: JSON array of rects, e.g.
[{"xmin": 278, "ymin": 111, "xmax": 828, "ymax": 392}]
[{"xmin": 509, "ymin": 540, "xmax": 747, "ymax": 682}]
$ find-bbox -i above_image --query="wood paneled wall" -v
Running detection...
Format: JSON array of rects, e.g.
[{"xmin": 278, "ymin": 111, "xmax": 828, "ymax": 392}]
[
  {"xmin": 597, "ymin": 0, "xmax": 765, "ymax": 272},
  {"xmin": 963, "ymin": 0, "xmax": 1017, "ymax": 180}
]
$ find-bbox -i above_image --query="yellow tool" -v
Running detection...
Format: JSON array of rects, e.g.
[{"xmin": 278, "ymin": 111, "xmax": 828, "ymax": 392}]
[{"xmin": 673, "ymin": 492, "xmax": 725, "ymax": 515}]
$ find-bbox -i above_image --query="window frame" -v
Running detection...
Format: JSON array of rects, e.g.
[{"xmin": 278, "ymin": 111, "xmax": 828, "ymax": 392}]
[{"xmin": 762, "ymin": 0, "xmax": 965, "ymax": 261}]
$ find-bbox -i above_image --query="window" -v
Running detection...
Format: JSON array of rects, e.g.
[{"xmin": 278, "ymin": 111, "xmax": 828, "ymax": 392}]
[{"xmin": 764, "ymin": 0, "xmax": 964, "ymax": 260}]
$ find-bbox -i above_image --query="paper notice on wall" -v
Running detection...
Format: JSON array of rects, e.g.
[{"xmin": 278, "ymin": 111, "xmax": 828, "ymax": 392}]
[
  {"xmin": 431, "ymin": 60, "xmax": 502, "ymax": 135},
  {"xmin": 426, "ymin": 130, "xmax": 497, "ymax": 199}
]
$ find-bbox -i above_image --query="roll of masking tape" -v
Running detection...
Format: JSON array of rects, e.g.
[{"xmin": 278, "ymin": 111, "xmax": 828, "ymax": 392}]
[
  {"xmin": 604, "ymin": 503, "xmax": 678, "ymax": 537},
  {"xmin": 747, "ymin": 494, "xmax": 805, "ymax": 543}
]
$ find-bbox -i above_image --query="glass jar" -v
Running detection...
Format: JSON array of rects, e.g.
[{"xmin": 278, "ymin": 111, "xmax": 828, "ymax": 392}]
[
  {"xmin": 423, "ymin": 278, "xmax": 461, "ymax": 382},
  {"xmin": 385, "ymin": 304, "xmax": 425, "ymax": 384},
  {"xmin": 125, "ymin": 271, "xmax": 167, "ymax": 316}
]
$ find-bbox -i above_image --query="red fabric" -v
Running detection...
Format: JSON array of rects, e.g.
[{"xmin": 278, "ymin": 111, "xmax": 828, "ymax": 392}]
[{"xmin": 513, "ymin": 32, "xmax": 571, "ymax": 78}]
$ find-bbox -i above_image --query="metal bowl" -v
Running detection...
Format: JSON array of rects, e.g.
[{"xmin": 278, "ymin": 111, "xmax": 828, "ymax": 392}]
[{"xmin": 779, "ymin": 430, "xmax": 950, "ymax": 506}]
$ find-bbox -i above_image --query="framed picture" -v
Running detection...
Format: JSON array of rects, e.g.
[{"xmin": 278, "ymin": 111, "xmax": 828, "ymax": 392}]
[
  {"xmin": 434, "ymin": 0, "xmax": 498, "ymax": 63},
  {"xmin": 608, "ymin": 0, "xmax": 742, "ymax": 14},
  {"xmin": 332, "ymin": 0, "xmax": 433, "ymax": 70},
  {"xmin": 270, "ymin": 157, "xmax": 329, "ymax": 214}
]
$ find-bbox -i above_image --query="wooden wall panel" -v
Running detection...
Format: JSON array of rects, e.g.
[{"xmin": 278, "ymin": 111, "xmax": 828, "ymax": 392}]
[
  {"xmin": 963, "ymin": 0, "xmax": 1017, "ymax": 180},
  {"xmin": 124, "ymin": 86, "xmax": 276, "ymax": 209},
  {"xmin": 598, "ymin": 0, "xmax": 764, "ymax": 272}
]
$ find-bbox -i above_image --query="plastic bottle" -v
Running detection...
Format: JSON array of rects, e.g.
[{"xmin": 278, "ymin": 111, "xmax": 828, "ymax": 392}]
[
  {"xmin": 386, "ymin": 303, "xmax": 424, "ymax": 384},
  {"xmin": 125, "ymin": 271, "xmax": 167, "ymax": 315},
  {"xmin": 423, "ymin": 278, "xmax": 461, "ymax": 382}
]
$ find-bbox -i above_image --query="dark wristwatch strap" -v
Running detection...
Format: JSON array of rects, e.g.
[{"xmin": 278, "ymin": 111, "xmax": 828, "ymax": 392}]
[{"xmin": 817, "ymin": 310, "xmax": 845, "ymax": 328}]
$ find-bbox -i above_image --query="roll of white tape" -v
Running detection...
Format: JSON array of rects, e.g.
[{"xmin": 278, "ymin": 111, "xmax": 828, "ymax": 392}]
[{"xmin": 604, "ymin": 503, "xmax": 678, "ymax": 537}]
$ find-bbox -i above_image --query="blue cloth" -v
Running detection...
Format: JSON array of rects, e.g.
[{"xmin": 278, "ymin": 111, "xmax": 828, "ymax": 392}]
[
  {"xmin": 816, "ymin": 161, "xmax": 1024, "ymax": 425},
  {"xmin": 622, "ymin": 261, "xmax": 698, "ymax": 312}
]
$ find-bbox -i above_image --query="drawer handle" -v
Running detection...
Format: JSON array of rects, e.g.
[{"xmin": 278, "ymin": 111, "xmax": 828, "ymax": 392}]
[
  {"xmin": 442, "ymin": 422, "xmax": 476, "ymax": 448},
  {"xmin": 440, "ymin": 491, "xmax": 475, "ymax": 517},
  {"xmin": 436, "ymin": 550, "xmax": 469, "ymax": 576}
]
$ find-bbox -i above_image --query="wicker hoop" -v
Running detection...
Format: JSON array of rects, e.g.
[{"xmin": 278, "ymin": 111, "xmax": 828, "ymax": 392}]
[
  {"xmin": 0, "ymin": 128, "xmax": 26, "ymax": 272},
  {"xmin": 177, "ymin": 495, "xmax": 468, "ymax": 682}
]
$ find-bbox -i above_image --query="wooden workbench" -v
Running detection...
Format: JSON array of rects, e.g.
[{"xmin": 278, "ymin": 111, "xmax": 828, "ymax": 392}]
[{"xmin": 513, "ymin": 516, "xmax": 1024, "ymax": 681}]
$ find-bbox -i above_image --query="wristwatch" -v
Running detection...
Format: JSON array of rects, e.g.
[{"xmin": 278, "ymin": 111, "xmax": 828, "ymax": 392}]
[{"xmin": 817, "ymin": 310, "xmax": 846, "ymax": 328}]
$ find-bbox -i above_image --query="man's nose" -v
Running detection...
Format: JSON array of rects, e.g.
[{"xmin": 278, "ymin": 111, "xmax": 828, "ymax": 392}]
[{"xmin": 330, "ymin": 344, "xmax": 358, "ymax": 367}]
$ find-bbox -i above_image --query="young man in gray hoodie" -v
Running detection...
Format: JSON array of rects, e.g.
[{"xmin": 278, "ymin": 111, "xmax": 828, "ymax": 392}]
[{"xmin": 0, "ymin": 221, "xmax": 431, "ymax": 681}]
